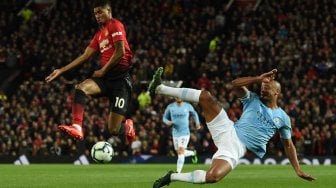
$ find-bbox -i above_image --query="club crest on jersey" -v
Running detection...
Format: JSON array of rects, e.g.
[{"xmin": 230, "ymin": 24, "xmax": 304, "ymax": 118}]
[{"xmin": 273, "ymin": 117, "xmax": 280, "ymax": 124}]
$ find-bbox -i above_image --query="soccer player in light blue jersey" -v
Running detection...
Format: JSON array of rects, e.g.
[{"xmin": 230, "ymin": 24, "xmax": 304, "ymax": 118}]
[
  {"xmin": 163, "ymin": 97, "xmax": 201, "ymax": 173},
  {"xmin": 149, "ymin": 67, "xmax": 315, "ymax": 188}
]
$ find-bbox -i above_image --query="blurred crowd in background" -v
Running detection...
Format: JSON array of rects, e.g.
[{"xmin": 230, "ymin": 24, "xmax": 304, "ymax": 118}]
[{"xmin": 0, "ymin": 0, "xmax": 335, "ymax": 159}]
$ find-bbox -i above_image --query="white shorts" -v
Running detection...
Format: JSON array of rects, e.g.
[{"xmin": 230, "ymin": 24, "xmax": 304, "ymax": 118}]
[
  {"xmin": 207, "ymin": 109, "xmax": 246, "ymax": 169},
  {"xmin": 173, "ymin": 135, "xmax": 190, "ymax": 150}
]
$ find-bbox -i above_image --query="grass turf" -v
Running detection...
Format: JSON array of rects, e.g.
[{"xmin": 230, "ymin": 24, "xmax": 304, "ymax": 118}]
[{"xmin": 0, "ymin": 164, "xmax": 334, "ymax": 188}]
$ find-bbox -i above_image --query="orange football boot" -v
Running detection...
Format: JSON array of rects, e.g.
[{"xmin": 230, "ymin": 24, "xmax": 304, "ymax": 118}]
[
  {"xmin": 58, "ymin": 124, "xmax": 84, "ymax": 140},
  {"xmin": 125, "ymin": 119, "xmax": 136, "ymax": 143}
]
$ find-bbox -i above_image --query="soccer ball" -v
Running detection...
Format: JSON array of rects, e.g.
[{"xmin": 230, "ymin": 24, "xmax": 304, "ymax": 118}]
[{"xmin": 91, "ymin": 141, "xmax": 114, "ymax": 163}]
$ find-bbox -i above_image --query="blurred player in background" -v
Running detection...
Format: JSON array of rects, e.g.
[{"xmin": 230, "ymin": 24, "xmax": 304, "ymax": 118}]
[
  {"xmin": 149, "ymin": 67, "xmax": 316, "ymax": 187},
  {"xmin": 45, "ymin": 0, "xmax": 135, "ymax": 143},
  {"xmin": 163, "ymin": 97, "xmax": 201, "ymax": 173}
]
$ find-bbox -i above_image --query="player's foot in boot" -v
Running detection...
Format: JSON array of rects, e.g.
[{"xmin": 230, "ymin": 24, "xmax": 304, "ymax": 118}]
[
  {"xmin": 153, "ymin": 170, "xmax": 174, "ymax": 188},
  {"xmin": 148, "ymin": 67, "xmax": 163, "ymax": 95},
  {"xmin": 125, "ymin": 119, "xmax": 136, "ymax": 143},
  {"xmin": 58, "ymin": 124, "xmax": 84, "ymax": 140},
  {"xmin": 192, "ymin": 150, "xmax": 198, "ymax": 164}
]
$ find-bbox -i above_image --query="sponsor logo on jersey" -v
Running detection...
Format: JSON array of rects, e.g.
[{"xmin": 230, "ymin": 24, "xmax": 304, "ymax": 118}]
[{"xmin": 99, "ymin": 39, "xmax": 112, "ymax": 53}]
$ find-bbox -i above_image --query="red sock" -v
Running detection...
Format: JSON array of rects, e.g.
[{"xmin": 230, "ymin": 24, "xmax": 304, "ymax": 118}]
[
  {"xmin": 72, "ymin": 103, "xmax": 84, "ymax": 126},
  {"xmin": 72, "ymin": 89, "xmax": 87, "ymax": 126}
]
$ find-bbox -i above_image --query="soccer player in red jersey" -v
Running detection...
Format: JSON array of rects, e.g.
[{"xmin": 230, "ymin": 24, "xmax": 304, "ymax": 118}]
[{"xmin": 45, "ymin": 0, "xmax": 135, "ymax": 143}]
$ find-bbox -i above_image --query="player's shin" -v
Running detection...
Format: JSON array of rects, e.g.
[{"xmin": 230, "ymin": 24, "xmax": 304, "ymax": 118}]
[
  {"xmin": 177, "ymin": 154, "xmax": 185, "ymax": 173},
  {"xmin": 72, "ymin": 89, "xmax": 87, "ymax": 126}
]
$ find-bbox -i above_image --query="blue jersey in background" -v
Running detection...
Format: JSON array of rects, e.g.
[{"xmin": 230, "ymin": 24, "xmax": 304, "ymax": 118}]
[{"xmin": 163, "ymin": 102, "xmax": 200, "ymax": 137}]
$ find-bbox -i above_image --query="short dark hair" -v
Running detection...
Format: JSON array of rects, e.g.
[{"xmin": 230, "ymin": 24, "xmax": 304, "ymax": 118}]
[{"xmin": 93, "ymin": 0, "xmax": 111, "ymax": 9}]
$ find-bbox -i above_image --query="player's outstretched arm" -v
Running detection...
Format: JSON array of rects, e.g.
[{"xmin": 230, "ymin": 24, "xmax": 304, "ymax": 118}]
[
  {"xmin": 231, "ymin": 69, "xmax": 277, "ymax": 98},
  {"xmin": 281, "ymin": 138, "xmax": 316, "ymax": 181},
  {"xmin": 258, "ymin": 69, "xmax": 277, "ymax": 83},
  {"xmin": 45, "ymin": 47, "xmax": 96, "ymax": 82},
  {"xmin": 231, "ymin": 69, "xmax": 277, "ymax": 88}
]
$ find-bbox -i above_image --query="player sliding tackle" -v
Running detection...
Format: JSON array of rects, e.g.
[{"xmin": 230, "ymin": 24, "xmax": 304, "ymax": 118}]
[{"xmin": 148, "ymin": 67, "xmax": 316, "ymax": 187}]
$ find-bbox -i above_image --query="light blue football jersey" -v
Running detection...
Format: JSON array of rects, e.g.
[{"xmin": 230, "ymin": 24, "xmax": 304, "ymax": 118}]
[
  {"xmin": 234, "ymin": 91, "xmax": 292, "ymax": 158},
  {"xmin": 163, "ymin": 102, "xmax": 200, "ymax": 137}
]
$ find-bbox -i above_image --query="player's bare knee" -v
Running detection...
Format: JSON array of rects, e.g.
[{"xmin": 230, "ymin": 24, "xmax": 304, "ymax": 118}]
[
  {"xmin": 77, "ymin": 80, "xmax": 97, "ymax": 95},
  {"xmin": 75, "ymin": 83, "xmax": 88, "ymax": 93},
  {"xmin": 205, "ymin": 171, "xmax": 221, "ymax": 183},
  {"xmin": 177, "ymin": 147, "xmax": 184, "ymax": 155},
  {"xmin": 75, "ymin": 85, "xmax": 83, "ymax": 92}
]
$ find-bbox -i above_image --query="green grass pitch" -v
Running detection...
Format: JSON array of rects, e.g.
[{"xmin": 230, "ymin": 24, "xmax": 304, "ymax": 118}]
[{"xmin": 0, "ymin": 164, "xmax": 334, "ymax": 188}]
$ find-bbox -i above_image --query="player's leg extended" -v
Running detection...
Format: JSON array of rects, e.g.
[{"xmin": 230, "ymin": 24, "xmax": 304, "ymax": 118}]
[
  {"xmin": 59, "ymin": 79, "xmax": 101, "ymax": 140},
  {"xmin": 108, "ymin": 78, "xmax": 135, "ymax": 143},
  {"xmin": 157, "ymin": 86, "xmax": 222, "ymax": 122},
  {"xmin": 149, "ymin": 67, "xmax": 222, "ymax": 121},
  {"xmin": 172, "ymin": 158, "xmax": 231, "ymax": 183},
  {"xmin": 108, "ymin": 113, "xmax": 135, "ymax": 144},
  {"xmin": 176, "ymin": 146, "xmax": 185, "ymax": 173},
  {"xmin": 198, "ymin": 91, "xmax": 223, "ymax": 122},
  {"xmin": 174, "ymin": 136, "xmax": 188, "ymax": 173},
  {"xmin": 148, "ymin": 67, "xmax": 201, "ymax": 103},
  {"xmin": 153, "ymin": 159, "xmax": 231, "ymax": 188}
]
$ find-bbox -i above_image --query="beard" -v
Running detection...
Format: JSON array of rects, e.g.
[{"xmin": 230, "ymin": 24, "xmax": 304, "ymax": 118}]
[{"xmin": 260, "ymin": 91, "xmax": 270, "ymax": 100}]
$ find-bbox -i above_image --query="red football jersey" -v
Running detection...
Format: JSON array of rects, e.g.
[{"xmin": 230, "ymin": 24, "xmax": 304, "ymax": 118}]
[{"xmin": 89, "ymin": 18, "xmax": 133, "ymax": 72}]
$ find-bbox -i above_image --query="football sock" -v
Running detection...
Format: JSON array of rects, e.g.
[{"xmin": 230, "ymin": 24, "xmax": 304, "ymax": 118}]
[
  {"xmin": 72, "ymin": 89, "xmax": 87, "ymax": 126},
  {"xmin": 177, "ymin": 154, "xmax": 185, "ymax": 173},
  {"xmin": 157, "ymin": 85, "xmax": 201, "ymax": 103},
  {"xmin": 171, "ymin": 170, "xmax": 206, "ymax": 183},
  {"xmin": 184, "ymin": 150, "xmax": 194, "ymax": 157}
]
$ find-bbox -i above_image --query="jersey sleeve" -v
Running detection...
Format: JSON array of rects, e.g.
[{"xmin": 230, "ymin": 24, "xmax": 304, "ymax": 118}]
[
  {"xmin": 188, "ymin": 103, "xmax": 200, "ymax": 125},
  {"xmin": 107, "ymin": 20, "xmax": 126, "ymax": 42},
  {"xmin": 239, "ymin": 90, "xmax": 252, "ymax": 105},
  {"xmin": 88, "ymin": 34, "xmax": 99, "ymax": 50},
  {"xmin": 162, "ymin": 106, "xmax": 171, "ymax": 125},
  {"xmin": 279, "ymin": 114, "xmax": 292, "ymax": 139}
]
